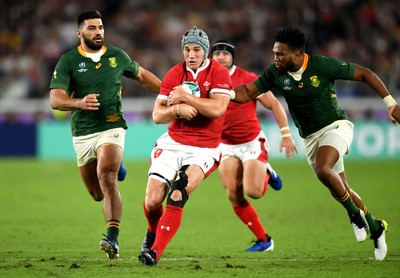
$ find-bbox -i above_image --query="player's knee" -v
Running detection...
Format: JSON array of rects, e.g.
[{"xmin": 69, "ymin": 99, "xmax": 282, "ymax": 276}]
[
  {"xmin": 246, "ymin": 190, "xmax": 263, "ymax": 200},
  {"xmin": 90, "ymin": 191, "xmax": 104, "ymax": 202},
  {"xmin": 167, "ymin": 184, "xmax": 189, "ymax": 208},
  {"xmin": 315, "ymin": 164, "xmax": 334, "ymax": 183}
]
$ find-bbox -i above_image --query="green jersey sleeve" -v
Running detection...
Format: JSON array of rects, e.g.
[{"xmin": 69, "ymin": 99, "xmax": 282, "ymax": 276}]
[{"xmin": 49, "ymin": 54, "xmax": 73, "ymax": 95}]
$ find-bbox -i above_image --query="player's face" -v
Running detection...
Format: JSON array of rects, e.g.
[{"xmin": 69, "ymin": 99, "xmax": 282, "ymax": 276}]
[
  {"xmin": 183, "ymin": 44, "xmax": 205, "ymax": 71},
  {"xmin": 212, "ymin": 50, "xmax": 233, "ymax": 69},
  {"xmin": 272, "ymin": 42, "xmax": 298, "ymax": 72},
  {"xmin": 78, "ymin": 18, "xmax": 104, "ymax": 52}
]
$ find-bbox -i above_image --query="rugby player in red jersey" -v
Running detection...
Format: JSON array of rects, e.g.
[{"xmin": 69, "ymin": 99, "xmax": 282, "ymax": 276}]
[{"xmin": 138, "ymin": 27, "xmax": 232, "ymax": 266}]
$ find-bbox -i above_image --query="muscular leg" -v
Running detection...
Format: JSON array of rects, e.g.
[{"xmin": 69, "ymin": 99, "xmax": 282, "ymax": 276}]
[
  {"xmin": 243, "ymin": 159, "xmax": 267, "ymax": 199},
  {"xmin": 314, "ymin": 145, "xmax": 372, "ymax": 243},
  {"xmin": 150, "ymin": 165, "xmax": 204, "ymax": 261},
  {"xmin": 219, "ymin": 156, "xmax": 244, "ymax": 205},
  {"xmin": 314, "ymin": 145, "xmax": 349, "ymax": 199},
  {"xmin": 80, "ymin": 160, "xmax": 103, "ymax": 201},
  {"xmin": 219, "ymin": 157, "xmax": 268, "ymax": 243},
  {"xmin": 80, "ymin": 143, "xmax": 123, "ymax": 258},
  {"xmin": 96, "ymin": 143, "xmax": 123, "ymax": 221}
]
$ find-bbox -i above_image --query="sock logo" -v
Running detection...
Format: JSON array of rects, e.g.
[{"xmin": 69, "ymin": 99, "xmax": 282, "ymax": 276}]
[{"xmin": 160, "ymin": 225, "xmax": 171, "ymax": 231}]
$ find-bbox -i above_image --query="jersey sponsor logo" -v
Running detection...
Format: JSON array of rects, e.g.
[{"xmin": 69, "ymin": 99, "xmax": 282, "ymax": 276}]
[
  {"xmin": 217, "ymin": 83, "xmax": 230, "ymax": 89},
  {"xmin": 283, "ymin": 78, "xmax": 291, "ymax": 91},
  {"xmin": 109, "ymin": 57, "xmax": 117, "ymax": 68},
  {"xmin": 105, "ymin": 113, "xmax": 121, "ymax": 122},
  {"xmin": 53, "ymin": 70, "xmax": 57, "ymax": 79},
  {"xmin": 95, "ymin": 63, "xmax": 102, "ymax": 69},
  {"xmin": 78, "ymin": 62, "xmax": 88, "ymax": 72},
  {"xmin": 310, "ymin": 75, "xmax": 320, "ymax": 87}
]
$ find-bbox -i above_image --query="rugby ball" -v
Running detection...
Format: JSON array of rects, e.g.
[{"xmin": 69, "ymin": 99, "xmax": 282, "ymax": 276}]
[{"xmin": 180, "ymin": 81, "xmax": 201, "ymax": 97}]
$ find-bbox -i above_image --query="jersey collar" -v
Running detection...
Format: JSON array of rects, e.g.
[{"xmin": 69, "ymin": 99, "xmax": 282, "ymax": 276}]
[
  {"xmin": 186, "ymin": 58, "xmax": 210, "ymax": 79},
  {"xmin": 229, "ymin": 65, "xmax": 237, "ymax": 76},
  {"xmin": 77, "ymin": 45, "xmax": 107, "ymax": 57},
  {"xmin": 287, "ymin": 53, "xmax": 309, "ymax": 81}
]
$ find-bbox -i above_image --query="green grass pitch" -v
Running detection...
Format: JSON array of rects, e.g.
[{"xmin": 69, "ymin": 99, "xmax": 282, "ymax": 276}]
[{"xmin": 0, "ymin": 158, "xmax": 399, "ymax": 277}]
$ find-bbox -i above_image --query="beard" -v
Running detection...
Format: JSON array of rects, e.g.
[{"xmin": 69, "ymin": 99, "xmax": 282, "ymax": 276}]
[
  {"xmin": 82, "ymin": 34, "xmax": 103, "ymax": 51},
  {"xmin": 284, "ymin": 59, "xmax": 296, "ymax": 72}
]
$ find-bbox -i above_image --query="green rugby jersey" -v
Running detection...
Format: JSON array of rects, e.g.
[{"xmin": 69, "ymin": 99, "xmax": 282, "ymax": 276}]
[
  {"xmin": 49, "ymin": 45, "xmax": 139, "ymax": 136},
  {"xmin": 255, "ymin": 54, "xmax": 356, "ymax": 138}
]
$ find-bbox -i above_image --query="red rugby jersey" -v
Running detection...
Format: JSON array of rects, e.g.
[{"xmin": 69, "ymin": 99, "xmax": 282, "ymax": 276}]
[
  {"xmin": 221, "ymin": 65, "xmax": 261, "ymax": 144},
  {"xmin": 160, "ymin": 58, "xmax": 232, "ymax": 148}
]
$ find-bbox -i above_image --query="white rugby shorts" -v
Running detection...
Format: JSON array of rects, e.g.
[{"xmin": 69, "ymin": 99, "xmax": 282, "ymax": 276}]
[
  {"xmin": 220, "ymin": 130, "xmax": 269, "ymax": 163},
  {"xmin": 304, "ymin": 120, "xmax": 353, "ymax": 173},
  {"xmin": 72, "ymin": 127, "xmax": 125, "ymax": 167},
  {"xmin": 148, "ymin": 132, "xmax": 220, "ymax": 185}
]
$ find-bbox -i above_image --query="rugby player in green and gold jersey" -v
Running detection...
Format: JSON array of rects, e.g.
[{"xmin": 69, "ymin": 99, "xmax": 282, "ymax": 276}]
[
  {"xmin": 49, "ymin": 10, "xmax": 161, "ymax": 260},
  {"xmin": 233, "ymin": 25, "xmax": 400, "ymax": 261}
]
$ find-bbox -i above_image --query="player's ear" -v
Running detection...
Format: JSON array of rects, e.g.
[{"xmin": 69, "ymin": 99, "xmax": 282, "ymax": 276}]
[{"xmin": 77, "ymin": 30, "xmax": 82, "ymax": 39}]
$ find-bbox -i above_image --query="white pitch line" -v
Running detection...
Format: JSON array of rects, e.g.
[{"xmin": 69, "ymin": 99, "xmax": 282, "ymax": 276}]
[{"xmin": 4, "ymin": 256, "xmax": 399, "ymax": 262}]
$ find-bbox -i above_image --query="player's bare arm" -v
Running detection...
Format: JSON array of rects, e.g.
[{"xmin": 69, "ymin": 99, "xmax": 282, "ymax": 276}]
[
  {"xmin": 258, "ymin": 91, "xmax": 298, "ymax": 158},
  {"xmin": 152, "ymin": 98, "xmax": 197, "ymax": 124},
  {"xmin": 353, "ymin": 64, "xmax": 400, "ymax": 125},
  {"xmin": 133, "ymin": 66, "xmax": 161, "ymax": 94},
  {"xmin": 232, "ymin": 82, "xmax": 261, "ymax": 103},
  {"xmin": 50, "ymin": 89, "xmax": 100, "ymax": 111},
  {"xmin": 168, "ymin": 87, "xmax": 229, "ymax": 118}
]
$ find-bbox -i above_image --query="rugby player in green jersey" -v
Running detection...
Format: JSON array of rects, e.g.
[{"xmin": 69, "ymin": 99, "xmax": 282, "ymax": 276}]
[
  {"xmin": 49, "ymin": 10, "xmax": 161, "ymax": 260},
  {"xmin": 233, "ymin": 25, "xmax": 400, "ymax": 261}
]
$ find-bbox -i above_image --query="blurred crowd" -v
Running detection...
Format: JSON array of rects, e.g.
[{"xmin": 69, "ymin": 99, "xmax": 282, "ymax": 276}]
[{"xmin": 1, "ymin": 0, "xmax": 399, "ymax": 113}]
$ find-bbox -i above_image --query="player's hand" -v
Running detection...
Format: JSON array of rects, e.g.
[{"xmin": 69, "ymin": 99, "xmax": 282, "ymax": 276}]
[
  {"xmin": 80, "ymin": 94, "xmax": 100, "ymax": 110},
  {"xmin": 177, "ymin": 103, "xmax": 198, "ymax": 120},
  {"xmin": 388, "ymin": 104, "xmax": 400, "ymax": 126},
  {"xmin": 280, "ymin": 137, "xmax": 298, "ymax": 159},
  {"xmin": 167, "ymin": 87, "xmax": 187, "ymax": 106}
]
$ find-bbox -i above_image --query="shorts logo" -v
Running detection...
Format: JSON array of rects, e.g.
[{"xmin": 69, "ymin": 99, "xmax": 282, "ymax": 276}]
[
  {"xmin": 114, "ymin": 134, "xmax": 119, "ymax": 138},
  {"xmin": 154, "ymin": 149, "xmax": 163, "ymax": 158},
  {"xmin": 310, "ymin": 75, "xmax": 320, "ymax": 87}
]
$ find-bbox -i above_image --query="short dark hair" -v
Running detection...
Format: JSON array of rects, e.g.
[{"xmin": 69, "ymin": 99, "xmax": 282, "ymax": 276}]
[
  {"xmin": 275, "ymin": 26, "xmax": 305, "ymax": 52},
  {"xmin": 77, "ymin": 10, "xmax": 102, "ymax": 27}
]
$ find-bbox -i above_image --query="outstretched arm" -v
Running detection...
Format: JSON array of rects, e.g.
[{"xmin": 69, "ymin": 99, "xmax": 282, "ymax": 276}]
[
  {"xmin": 232, "ymin": 82, "xmax": 262, "ymax": 103},
  {"xmin": 133, "ymin": 66, "xmax": 161, "ymax": 94},
  {"xmin": 353, "ymin": 64, "xmax": 400, "ymax": 125},
  {"xmin": 258, "ymin": 91, "xmax": 298, "ymax": 158}
]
